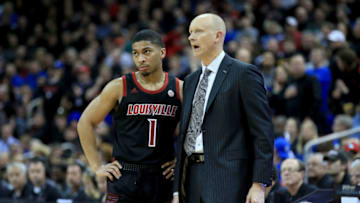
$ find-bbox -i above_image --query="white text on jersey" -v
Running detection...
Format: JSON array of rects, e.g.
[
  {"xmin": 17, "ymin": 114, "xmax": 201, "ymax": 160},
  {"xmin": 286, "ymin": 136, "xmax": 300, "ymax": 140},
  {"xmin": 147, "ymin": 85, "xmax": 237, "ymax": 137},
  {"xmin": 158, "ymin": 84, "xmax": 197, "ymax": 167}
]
[{"xmin": 127, "ymin": 104, "xmax": 178, "ymax": 117}]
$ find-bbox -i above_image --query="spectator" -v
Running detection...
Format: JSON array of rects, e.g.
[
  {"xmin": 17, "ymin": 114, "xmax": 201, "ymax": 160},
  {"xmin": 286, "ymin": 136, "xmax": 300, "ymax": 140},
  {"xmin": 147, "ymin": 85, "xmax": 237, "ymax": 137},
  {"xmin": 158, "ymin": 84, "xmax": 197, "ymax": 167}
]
[
  {"xmin": 49, "ymin": 163, "xmax": 67, "ymax": 193},
  {"xmin": 282, "ymin": 39, "xmax": 297, "ymax": 59},
  {"xmin": 300, "ymin": 32, "xmax": 317, "ymax": 60},
  {"xmin": 274, "ymin": 137, "xmax": 295, "ymax": 182},
  {"xmin": 236, "ymin": 16, "xmax": 259, "ymax": 43},
  {"xmin": 0, "ymin": 123, "xmax": 20, "ymax": 154},
  {"xmin": 294, "ymin": 118, "xmax": 319, "ymax": 158},
  {"xmin": 235, "ymin": 48, "xmax": 252, "ymax": 64},
  {"xmin": 275, "ymin": 158, "xmax": 317, "ymax": 202},
  {"xmin": 333, "ymin": 114, "xmax": 353, "ymax": 133},
  {"xmin": 272, "ymin": 115, "xmax": 287, "ymax": 136},
  {"xmin": 6, "ymin": 162, "xmax": 32, "ymax": 200},
  {"xmin": 328, "ymin": 30, "xmax": 348, "ymax": 54},
  {"xmin": 0, "ymin": 179, "xmax": 11, "ymax": 199},
  {"xmin": 332, "ymin": 114, "xmax": 354, "ymax": 149},
  {"xmin": 350, "ymin": 19, "xmax": 360, "ymax": 56},
  {"xmin": 344, "ymin": 141, "xmax": 360, "ymax": 158},
  {"xmin": 274, "ymin": 137, "xmax": 295, "ymax": 163},
  {"xmin": 269, "ymin": 65, "xmax": 289, "ymax": 116},
  {"xmin": 259, "ymin": 51, "xmax": 276, "ymax": 90},
  {"xmin": 64, "ymin": 161, "xmax": 91, "ymax": 201},
  {"xmin": 330, "ymin": 48, "xmax": 360, "ymax": 115},
  {"xmin": 284, "ymin": 16, "xmax": 302, "ymax": 50},
  {"xmin": 295, "ymin": 6, "xmax": 310, "ymax": 31},
  {"xmin": 284, "ymin": 54, "xmax": 323, "ymax": 133},
  {"xmin": 284, "ymin": 117, "xmax": 300, "ymax": 154},
  {"xmin": 349, "ymin": 159, "xmax": 360, "ymax": 186},
  {"xmin": 306, "ymin": 153, "xmax": 334, "ymax": 189},
  {"xmin": 306, "ymin": 47, "xmax": 332, "ymax": 119},
  {"xmin": 28, "ymin": 157, "xmax": 62, "ymax": 201},
  {"xmin": 324, "ymin": 149, "xmax": 352, "ymax": 188}
]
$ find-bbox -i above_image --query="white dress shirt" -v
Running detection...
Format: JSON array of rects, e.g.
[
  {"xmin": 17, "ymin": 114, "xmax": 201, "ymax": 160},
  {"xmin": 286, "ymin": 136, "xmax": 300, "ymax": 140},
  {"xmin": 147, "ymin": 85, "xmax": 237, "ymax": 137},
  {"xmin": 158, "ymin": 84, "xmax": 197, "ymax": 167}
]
[{"xmin": 193, "ymin": 51, "xmax": 225, "ymax": 153}]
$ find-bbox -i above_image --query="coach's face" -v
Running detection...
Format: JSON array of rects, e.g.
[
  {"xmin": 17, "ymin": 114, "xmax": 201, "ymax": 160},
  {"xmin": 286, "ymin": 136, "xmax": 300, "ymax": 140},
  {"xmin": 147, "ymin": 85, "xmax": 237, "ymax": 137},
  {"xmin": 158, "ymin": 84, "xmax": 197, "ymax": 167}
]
[
  {"xmin": 188, "ymin": 16, "xmax": 217, "ymax": 59},
  {"xmin": 132, "ymin": 41, "xmax": 165, "ymax": 76}
]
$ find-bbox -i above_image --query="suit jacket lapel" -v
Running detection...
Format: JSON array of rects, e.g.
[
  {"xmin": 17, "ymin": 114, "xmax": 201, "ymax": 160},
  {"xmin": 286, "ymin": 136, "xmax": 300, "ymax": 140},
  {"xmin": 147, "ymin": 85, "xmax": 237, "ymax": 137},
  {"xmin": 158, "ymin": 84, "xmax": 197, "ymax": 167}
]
[
  {"xmin": 182, "ymin": 69, "xmax": 202, "ymax": 132},
  {"xmin": 205, "ymin": 55, "xmax": 232, "ymax": 113}
]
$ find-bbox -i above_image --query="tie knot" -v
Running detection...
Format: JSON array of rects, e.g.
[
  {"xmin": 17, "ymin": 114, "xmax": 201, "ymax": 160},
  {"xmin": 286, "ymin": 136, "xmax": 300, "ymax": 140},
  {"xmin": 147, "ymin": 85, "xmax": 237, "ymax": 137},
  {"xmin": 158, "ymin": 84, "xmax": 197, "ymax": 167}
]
[{"xmin": 204, "ymin": 68, "xmax": 211, "ymax": 77}]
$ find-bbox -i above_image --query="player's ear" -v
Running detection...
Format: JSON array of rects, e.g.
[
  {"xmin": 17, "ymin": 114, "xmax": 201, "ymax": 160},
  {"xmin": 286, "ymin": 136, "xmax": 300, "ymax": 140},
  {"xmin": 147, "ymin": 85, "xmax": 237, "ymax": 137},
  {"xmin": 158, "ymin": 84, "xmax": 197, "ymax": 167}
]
[{"xmin": 160, "ymin": 47, "xmax": 166, "ymax": 59}]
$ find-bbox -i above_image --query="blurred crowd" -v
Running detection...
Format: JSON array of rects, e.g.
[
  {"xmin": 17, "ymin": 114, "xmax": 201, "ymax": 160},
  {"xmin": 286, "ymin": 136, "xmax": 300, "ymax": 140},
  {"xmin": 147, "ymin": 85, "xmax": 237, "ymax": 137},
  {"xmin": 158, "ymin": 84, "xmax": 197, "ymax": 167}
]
[{"xmin": 0, "ymin": 0, "xmax": 359, "ymax": 202}]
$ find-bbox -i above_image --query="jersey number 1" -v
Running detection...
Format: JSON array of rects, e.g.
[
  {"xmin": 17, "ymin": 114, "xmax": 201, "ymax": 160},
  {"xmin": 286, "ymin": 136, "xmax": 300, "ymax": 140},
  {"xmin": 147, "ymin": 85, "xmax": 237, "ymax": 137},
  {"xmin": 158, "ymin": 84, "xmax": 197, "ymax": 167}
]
[{"xmin": 147, "ymin": 119, "xmax": 157, "ymax": 147}]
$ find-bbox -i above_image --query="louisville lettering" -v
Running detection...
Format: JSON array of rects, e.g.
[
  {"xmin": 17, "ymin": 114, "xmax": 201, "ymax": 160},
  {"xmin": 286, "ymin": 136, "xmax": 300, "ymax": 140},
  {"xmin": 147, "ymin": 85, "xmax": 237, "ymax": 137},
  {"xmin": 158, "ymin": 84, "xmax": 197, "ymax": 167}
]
[{"xmin": 127, "ymin": 104, "xmax": 178, "ymax": 117}]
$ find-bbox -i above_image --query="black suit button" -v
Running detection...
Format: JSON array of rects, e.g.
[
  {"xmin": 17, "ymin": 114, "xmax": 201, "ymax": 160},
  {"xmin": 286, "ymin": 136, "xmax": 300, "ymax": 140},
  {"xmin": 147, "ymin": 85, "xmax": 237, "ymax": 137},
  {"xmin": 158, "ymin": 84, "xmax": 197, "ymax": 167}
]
[{"xmin": 202, "ymin": 130, "xmax": 206, "ymax": 134}]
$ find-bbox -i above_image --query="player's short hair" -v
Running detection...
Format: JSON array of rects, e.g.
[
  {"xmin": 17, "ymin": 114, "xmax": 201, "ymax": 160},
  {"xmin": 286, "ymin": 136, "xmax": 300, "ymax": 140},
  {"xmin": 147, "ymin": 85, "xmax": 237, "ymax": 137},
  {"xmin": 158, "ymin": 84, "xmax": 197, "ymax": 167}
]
[{"xmin": 131, "ymin": 29, "xmax": 164, "ymax": 48}]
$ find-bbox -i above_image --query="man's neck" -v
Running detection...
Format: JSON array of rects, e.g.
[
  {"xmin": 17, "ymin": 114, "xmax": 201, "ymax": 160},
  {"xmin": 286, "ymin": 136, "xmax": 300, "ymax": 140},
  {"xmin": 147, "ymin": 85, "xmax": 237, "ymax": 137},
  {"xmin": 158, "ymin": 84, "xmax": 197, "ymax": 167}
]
[
  {"xmin": 136, "ymin": 68, "xmax": 164, "ymax": 84},
  {"xmin": 286, "ymin": 181, "xmax": 303, "ymax": 196},
  {"xmin": 201, "ymin": 48, "xmax": 223, "ymax": 66},
  {"xmin": 34, "ymin": 180, "xmax": 45, "ymax": 188},
  {"xmin": 71, "ymin": 185, "xmax": 80, "ymax": 193},
  {"xmin": 309, "ymin": 174, "xmax": 325, "ymax": 183},
  {"xmin": 15, "ymin": 185, "xmax": 25, "ymax": 196},
  {"xmin": 314, "ymin": 61, "xmax": 325, "ymax": 69},
  {"xmin": 294, "ymin": 73, "xmax": 305, "ymax": 80}
]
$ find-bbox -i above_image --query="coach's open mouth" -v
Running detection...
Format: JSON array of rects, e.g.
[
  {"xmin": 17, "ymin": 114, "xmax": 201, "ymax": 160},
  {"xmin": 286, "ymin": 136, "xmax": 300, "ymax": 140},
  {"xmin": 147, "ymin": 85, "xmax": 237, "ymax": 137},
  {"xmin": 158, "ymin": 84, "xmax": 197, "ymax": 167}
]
[{"xmin": 193, "ymin": 45, "xmax": 200, "ymax": 51}]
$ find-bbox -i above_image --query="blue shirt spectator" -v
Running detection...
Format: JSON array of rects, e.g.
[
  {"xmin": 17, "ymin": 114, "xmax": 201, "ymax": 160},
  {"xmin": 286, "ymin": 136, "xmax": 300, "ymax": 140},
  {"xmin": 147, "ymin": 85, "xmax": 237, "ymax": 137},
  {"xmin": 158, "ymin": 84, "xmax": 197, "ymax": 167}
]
[{"xmin": 306, "ymin": 66, "xmax": 332, "ymax": 114}]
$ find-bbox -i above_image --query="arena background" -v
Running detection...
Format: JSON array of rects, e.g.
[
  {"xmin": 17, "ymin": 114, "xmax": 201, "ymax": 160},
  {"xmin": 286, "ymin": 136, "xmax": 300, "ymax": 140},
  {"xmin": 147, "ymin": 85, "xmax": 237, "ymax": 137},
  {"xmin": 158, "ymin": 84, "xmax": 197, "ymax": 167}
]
[{"xmin": 0, "ymin": 0, "xmax": 359, "ymax": 202}]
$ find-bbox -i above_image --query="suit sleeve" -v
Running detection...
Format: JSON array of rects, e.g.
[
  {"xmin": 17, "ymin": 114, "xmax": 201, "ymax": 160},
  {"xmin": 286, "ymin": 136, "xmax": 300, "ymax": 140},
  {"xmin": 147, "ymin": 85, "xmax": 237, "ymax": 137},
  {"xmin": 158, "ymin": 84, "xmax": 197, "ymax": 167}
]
[
  {"xmin": 173, "ymin": 77, "xmax": 187, "ymax": 193},
  {"xmin": 239, "ymin": 65, "xmax": 274, "ymax": 185}
]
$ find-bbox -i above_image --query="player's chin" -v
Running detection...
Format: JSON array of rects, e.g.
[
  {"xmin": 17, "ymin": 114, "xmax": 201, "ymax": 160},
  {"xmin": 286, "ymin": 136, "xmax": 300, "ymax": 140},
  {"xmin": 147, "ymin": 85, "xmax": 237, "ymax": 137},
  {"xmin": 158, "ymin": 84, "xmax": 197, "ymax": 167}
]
[{"xmin": 139, "ymin": 69, "xmax": 152, "ymax": 77}]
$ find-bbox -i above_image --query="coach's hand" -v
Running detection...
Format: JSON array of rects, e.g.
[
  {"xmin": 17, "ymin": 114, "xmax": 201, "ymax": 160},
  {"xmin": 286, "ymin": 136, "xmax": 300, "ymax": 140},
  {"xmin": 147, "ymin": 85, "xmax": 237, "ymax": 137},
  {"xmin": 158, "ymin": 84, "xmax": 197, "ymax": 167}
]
[
  {"xmin": 246, "ymin": 182, "xmax": 265, "ymax": 203},
  {"xmin": 95, "ymin": 161, "xmax": 122, "ymax": 181},
  {"xmin": 161, "ymin": 158, "xmax": 176, "ymax": 180}
]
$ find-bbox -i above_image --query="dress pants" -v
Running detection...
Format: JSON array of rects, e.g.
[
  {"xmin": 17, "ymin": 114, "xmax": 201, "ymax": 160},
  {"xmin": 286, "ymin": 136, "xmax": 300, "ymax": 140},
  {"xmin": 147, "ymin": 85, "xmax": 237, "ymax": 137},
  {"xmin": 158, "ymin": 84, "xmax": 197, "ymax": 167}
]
[{"xmin": 185, "ymin": 161, "xmax": 206, "ymax": 203}]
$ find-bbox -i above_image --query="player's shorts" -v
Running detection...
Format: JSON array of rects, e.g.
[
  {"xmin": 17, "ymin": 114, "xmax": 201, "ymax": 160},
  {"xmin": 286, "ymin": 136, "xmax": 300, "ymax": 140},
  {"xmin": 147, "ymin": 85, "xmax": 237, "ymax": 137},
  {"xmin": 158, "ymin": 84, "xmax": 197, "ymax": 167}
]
[{"xmin": 105, "ymin": 161, "xmax": 172, "ymax": 203}]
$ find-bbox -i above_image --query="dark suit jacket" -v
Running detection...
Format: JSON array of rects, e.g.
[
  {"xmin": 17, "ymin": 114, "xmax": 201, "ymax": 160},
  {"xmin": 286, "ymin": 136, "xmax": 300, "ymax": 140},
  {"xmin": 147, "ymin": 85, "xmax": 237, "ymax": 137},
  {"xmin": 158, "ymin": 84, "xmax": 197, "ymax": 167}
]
[{"xmin": 174, "ymin": 54, "xmax": 274, "ymax": 203}]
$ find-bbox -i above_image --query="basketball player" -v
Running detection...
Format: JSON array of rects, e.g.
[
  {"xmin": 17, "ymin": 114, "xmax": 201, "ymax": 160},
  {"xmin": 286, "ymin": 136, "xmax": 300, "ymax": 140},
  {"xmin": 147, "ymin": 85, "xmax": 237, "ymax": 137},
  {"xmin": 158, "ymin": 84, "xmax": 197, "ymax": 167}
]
[{"xmin": 78, "ymin": 29, "xmax": 183, "ymax": 203}]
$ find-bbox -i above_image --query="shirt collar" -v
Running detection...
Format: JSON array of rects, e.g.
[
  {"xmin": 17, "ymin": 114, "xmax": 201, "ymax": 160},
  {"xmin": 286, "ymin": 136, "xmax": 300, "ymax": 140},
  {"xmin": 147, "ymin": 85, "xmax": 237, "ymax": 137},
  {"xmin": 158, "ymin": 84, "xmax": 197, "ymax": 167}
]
[{"xmin": 201, "ymin": 51, "xmax": 225, "ymax": 75}]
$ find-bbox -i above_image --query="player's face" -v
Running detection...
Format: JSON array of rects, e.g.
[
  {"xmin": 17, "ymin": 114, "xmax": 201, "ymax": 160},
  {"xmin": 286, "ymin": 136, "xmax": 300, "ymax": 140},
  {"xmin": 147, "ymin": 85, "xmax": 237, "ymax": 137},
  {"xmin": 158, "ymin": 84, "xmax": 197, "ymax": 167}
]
[
  {"xmin": 132, "ymin": 41, "xmax": 165, "ymax": 76},
  {"xmin": 188, "ymin": 17, "xmax": 217, "ymax": 59}
]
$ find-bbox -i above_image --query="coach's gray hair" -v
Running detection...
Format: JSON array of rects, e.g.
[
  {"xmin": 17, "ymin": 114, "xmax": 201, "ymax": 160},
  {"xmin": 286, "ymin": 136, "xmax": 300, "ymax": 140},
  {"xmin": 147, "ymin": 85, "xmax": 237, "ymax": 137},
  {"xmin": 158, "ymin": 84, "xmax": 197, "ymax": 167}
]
[{"xmin": 7, "ymin": 162, "xmax": 27, "ymax": 174}]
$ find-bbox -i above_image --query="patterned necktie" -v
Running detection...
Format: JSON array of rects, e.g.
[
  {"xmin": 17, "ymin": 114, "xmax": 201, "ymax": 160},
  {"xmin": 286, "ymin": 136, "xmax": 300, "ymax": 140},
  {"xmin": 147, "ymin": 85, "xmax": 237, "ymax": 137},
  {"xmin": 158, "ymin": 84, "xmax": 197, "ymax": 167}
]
[{"xmin": 184, "ymin": 68, "xmax": 211, "ymax": 156}]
